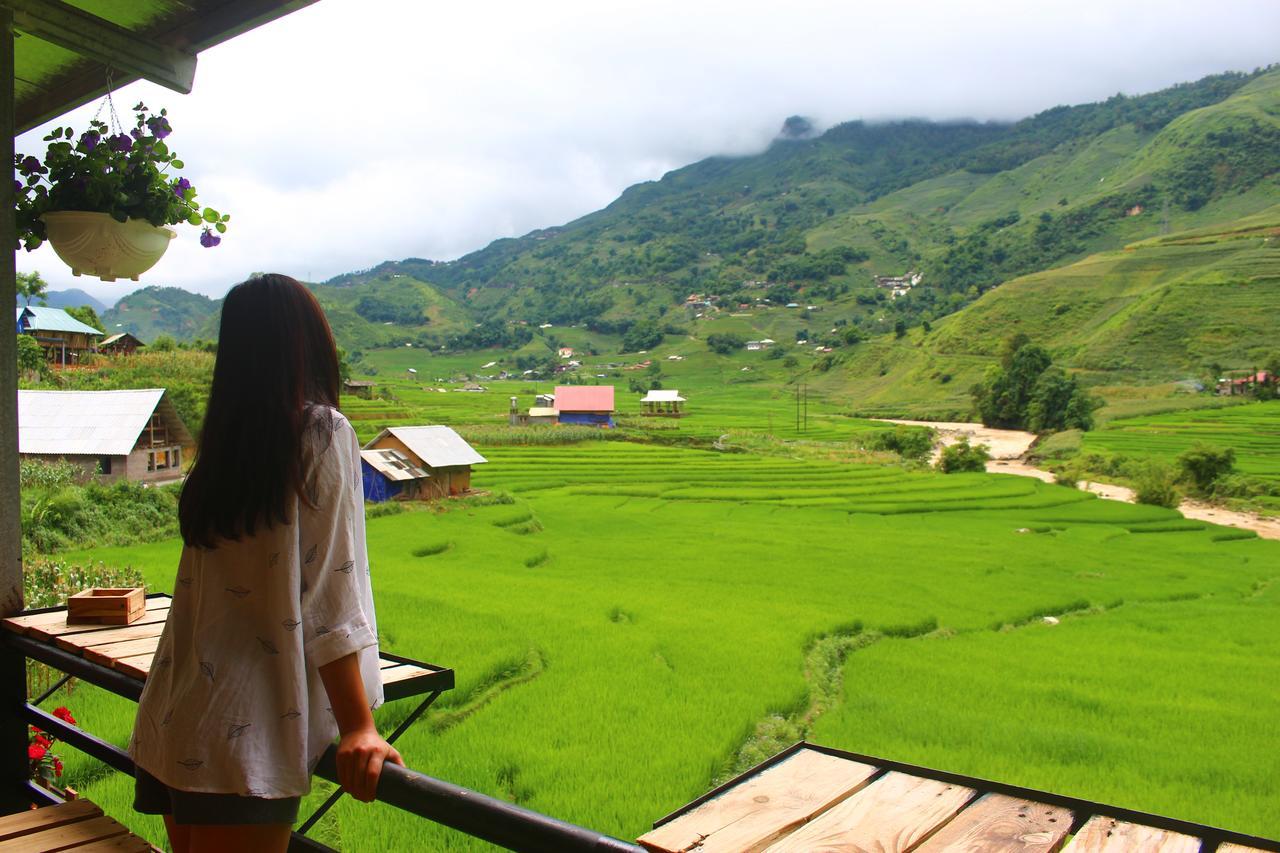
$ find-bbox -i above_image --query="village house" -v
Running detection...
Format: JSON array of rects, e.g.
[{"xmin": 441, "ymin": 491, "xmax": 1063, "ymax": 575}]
[
  {"xmin": 1217, "ymin": 371, "xmax": 1273, "ymax": 396},
  {"xmin": 97, "ymin": 332, "xmax": 145, "ymax": 356},
  {"xmin": 509, "ymin": 396, "xmax": 559, "ymax": 426},
  {"xmin": 640, "ymin": 389, "xmax": 687, "ymax": 417},
  {"xmin": 15, "ymin": 306, "xmax": 103, "ymax": 366},
  {"xmin": 17, "ymin": 388, "xmax": 193, "ymax": 483},
  {"xmin": 875, "ymin": 271, "xmax": 923, "ymax": 300},
  {"xmin": 745, "ymin": 339, "xmax": 776, "ymax": 351},
  {"xmin": 362, "ymin": 425, "xmax": 488, "ymax": 501},
  {"xmin": 554, "ymin": 385, "xmax": 615, "ymax": 427},
  {"xmin": 343, "ymin": 379, "xmax": 377, "ymax": 399},
  {"xmin": 557, "ymin": 347, "xmax": 575, "ymax": 359}
]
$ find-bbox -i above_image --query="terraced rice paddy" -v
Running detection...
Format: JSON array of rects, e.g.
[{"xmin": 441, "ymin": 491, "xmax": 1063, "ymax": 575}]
[
  {"xmin": 1082, "ymin": 400, "xmax": 1280, "ymax": 493},
  {"xmin": 48, "ymin": 442, "xmax": 1280, "ymax": 849}
]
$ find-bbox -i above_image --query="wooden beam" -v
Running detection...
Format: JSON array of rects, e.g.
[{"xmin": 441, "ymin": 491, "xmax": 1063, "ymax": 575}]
[
  {"xmin": 0, "ymin": 6, "xmax": 34, "ymax": 814},
  {"xmin": 4, "ymin": 0, "xmax": 196, "ymax": 94}
]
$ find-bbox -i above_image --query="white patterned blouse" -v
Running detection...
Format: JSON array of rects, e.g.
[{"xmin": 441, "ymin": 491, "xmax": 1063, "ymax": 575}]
[{"xmin": 129, "ymin": 406, "xmax": 383, "ymax": 798}]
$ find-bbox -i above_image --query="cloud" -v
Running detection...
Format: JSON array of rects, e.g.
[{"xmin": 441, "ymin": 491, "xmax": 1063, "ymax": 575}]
[{"xmin": 16, "ymin": 0, "xmax": 1280, "ymax": 303}]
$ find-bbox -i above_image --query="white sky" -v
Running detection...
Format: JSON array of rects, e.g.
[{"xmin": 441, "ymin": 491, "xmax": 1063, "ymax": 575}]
[{"xmin": 15, "ymin": 0, "xmax": 1280, "ymax": 304}]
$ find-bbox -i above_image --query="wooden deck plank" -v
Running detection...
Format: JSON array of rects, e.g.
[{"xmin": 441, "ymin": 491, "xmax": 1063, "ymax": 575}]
[
  {"xmin": 5, "ymin": 815, "xmax": 131, "ymax": 853},
  {"xmin": 55, "ymin": 623, "xmax": 165, "ymax": 653},
  {"xmin": 915, "ymin": 793, "xmax": 1073, "ymax": 852},
  {"xmin": 112, "ymin": 653, "xmax": 153, "ymax": 680},
  {"xmin": 83, "ymin": 635, "xmax": 162, "ymax": 666},
  {"xmin": 59, "ymin": 834, "xmax": 154, "ymax": 852},
  {"xmin": 763, "ymin": 771, "xmax": 977, "ymax": 853},
  {"xmin": 0, "ymin": 799, "xmax": 102, "ymax": 841},
  {"xmin": 381, "ymin": 664, "xmax": 431, "ymax": 685},
  {"xmin": 1064, "ymin": 817, "xmax": 1201, "ymax": 853},
  {"xmin": 1217, "ymin": 845, "xmax": 1273, "ymax": 853},
  {"xmin": 638, "ymin": 749, "xmax": 879, "ymax": 853},
  {"xmin": 8, "ymin": 602, "xmax": 169, "ymax": 640}
]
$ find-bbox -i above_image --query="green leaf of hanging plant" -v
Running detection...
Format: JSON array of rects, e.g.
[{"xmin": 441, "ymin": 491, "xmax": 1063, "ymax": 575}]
[
  {"xmin": 215, "ymin": 223, "xmax": 227, "ymax": 233},
  {"xmin": 171, "ymin": 160, "xmax": 184, "ymax": 169},
  {"xmin": 202, "ymin": 208, "xmax": 219, "ymax": 223}
]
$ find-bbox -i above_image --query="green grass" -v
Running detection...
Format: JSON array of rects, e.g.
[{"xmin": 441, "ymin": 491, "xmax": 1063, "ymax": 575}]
[
  {"xmin": 1081, "ymin": 400, "xmax": 1280, "ymax": 484},
  {"xmin": 41, "ymin": 441, "xmax": 1280, "ymax": 850}
]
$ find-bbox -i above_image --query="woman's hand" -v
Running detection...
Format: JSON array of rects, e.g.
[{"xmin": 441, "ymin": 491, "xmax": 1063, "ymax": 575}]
[{"xmin": 335, "ymin": 725, "xmax": 403, "ymax": 802}]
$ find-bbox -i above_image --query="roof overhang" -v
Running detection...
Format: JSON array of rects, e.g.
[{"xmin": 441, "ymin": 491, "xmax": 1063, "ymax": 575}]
[{"xmin": 9, "ymin": 0, "xmax": 318, "ymax": 134}]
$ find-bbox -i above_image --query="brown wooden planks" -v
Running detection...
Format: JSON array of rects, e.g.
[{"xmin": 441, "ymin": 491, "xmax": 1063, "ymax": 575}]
[
  {"xmin": 4, "ymin": 601, "xmax": 169, "ymax": 640},
  {"xmin": 380, "ymin": 664, "xmax": 431, "ymax": 685},
  {"xmin": 84, "ymin": 635, "xmax": 162, "ymax": 666},
  {"xmin": 5, "ymin": 814, "xmax": 131, "ymax": 853},
  {"xmin": 638, "ymin": 749, "xmax": 879, "ymax": 853},
  {"xmin": 1064, "ymin": 817, "xmax": 1201, "ymax": 853},
  {"xmin": 55, "ymin": 622, "xmax": 165, "ymax": 653},
  {"xmin": 916, "ymin": 793, "xmax": 1073, "ymax": 852},
  {"xmin": 65, "ymin": 835, "xmax": 155, "ymax": 852},
  {"xmin": 1217, "ymin": 845, "xmax": 1274, "ymax": 853},
  {"xmin": 112, "ymin": 653, "xmax": 153, "ymax": 680},
  {"xmin": 0, "ymin": 799, "xmax": 103, "ymax": 841},
  {"xmin": 764, "ymin": 771, "xmax": 977, "ymax": 853}
]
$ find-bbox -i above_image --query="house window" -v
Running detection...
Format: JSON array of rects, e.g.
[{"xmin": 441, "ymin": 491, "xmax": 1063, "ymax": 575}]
[
  {"xmin": 147, "ymin": 452, "xmax": 155, "ymax": 472},
  {"xmin": 99, "ymin": 456, "xmax": 112, "ymax": 475}
]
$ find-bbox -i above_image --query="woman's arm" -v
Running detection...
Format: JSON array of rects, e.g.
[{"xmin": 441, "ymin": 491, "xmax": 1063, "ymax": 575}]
[{"xmin": 318, "ymin": 652, "xmax": 403, "ymax": 802}]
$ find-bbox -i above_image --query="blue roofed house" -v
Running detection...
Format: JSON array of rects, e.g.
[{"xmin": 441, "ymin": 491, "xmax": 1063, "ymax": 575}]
[{"xmin": 16, "ymin": 306, "xmax": 104, "ymax": 366}]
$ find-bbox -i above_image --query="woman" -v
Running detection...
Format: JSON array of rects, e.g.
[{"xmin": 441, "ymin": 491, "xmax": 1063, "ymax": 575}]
[{"xmin": 129, "ymin": 274, "xmax": 402, "ymax": 852}]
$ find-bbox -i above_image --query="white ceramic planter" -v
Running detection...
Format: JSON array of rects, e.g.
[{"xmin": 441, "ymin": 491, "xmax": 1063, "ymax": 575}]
[{"xmin": 42, "ymin": 211, "xmax": 176, "ymax": 282}]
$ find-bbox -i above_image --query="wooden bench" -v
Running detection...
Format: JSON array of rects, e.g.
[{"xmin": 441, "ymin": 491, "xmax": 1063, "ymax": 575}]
[
  {"xmin": 1, "ymin": 593, "xmax": 453, "ymax": 701},
  {"xmin": 639, "ymin": 743, "xmax": 1280, "ymax": 853},
  {"xmin": 0, "ymin": 798, "xmax": 152, "ymax": 853}
]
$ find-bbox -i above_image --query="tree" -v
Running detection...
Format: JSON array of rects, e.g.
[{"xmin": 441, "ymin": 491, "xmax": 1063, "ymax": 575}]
[
  {"xmin": 936, "ymin": 437, "xmax": 990, "ymax": 473},
  {"xmin": 893, "ymin": 319, "xmax": 907, "ymax": 339},
  {"xmin": 1177, "ymin": 443, "xmax": 1235, "ymax": 495},
  {"xmin": 16, "ymin": 335, "xmax": 44, "ymax": 374},
  {"xmin": 621, "ymin": 320, "xmax": 663, "ymax": 353},
  {"xmin": 1133, "ymin": 460, "xmax": 1179, "ymax": 508},
  {"xmin": 706, "ymin": 332, "xmax": 745, "ymax": 355},
  {"xmin": 16, "ymin": 271, "xmax": 48, "ymax": 306},
  {"xmin": 150, "ymin": 334, "xmax": 177, "ymax": 352},
  {"xmin": 64, "ymin": 305, "xmax": 103, "ymax": 333},
  {"xmin": 973, "ymin": 335, "xmax": 1094, "ymax": 432},
  {"xmin": 1027, "ymin": 367, "xmax": 1095, "ymax": 432}
]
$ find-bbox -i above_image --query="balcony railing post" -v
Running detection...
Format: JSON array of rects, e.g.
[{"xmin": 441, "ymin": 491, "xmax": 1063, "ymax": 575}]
[{"xmin": 1, "ymin": 6, "xmax": 34, "ymax": 815}]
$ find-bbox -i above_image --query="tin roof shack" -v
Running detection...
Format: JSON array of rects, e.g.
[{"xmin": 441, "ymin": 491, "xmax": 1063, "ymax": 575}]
[
  {"xmin": 343, "ymin": 379, "xmax": 376, "ymax": 399},
  {"xmin": 15, "ymin": 306, "xmax": 104, "ymax": 366},
  {"xmin": 554, "ymin": 385, "xmax": 615, "ymax": 427},
  {"xmin": 364, "ymin": 426, "xmax": 488, "ymax": 499},
  {"xmin": 509, "ymin": 396, "xmax": 559, "ymax": 426},
  {"xmin": 97, "ymin": 332, "xmax": 145, "ymax": 356},
  {"xmin": 640, "ymin": 389, "xmax": 687, "ymax": 417},
  {"xmin": 359, "ymin": 447, "xmax": 430, "ymax": 502},
  {"xmin": 18, "ymin": 389, "xmax": 193, "ymax": 483}
]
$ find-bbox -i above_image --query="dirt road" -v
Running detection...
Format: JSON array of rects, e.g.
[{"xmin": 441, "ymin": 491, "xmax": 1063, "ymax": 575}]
[{"xmin": 876, "ymin": 419, "xmax": 1279, "ymax": 540}]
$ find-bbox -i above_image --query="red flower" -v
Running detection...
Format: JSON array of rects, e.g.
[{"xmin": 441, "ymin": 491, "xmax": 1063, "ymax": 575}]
[
  {"xmin": 32, "ymin": 735, "xmax": 51, "ymax": 750},
  {"xmin": 52, "ymin": 707, "xmax": 76, "ymax": 725},
  {"xmin": 53, "ymin": 758, "xmax": 63, "ymax": 777},
  {"xmin": 28, "ymin": 744, "xmax": 45, "ymax": 761}
]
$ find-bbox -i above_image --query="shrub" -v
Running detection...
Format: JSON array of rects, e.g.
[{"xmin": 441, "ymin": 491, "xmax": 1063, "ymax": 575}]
[
  {"xmin": 17, "ymin": 335, "xmax": 46, "ymax": 376},
  {"xmin": 24, "ymin": 559, "xmax": 144, "ymax": 609},
  {"xmin": 1176, "ymin": 443, "xmax": 1235, "ymax": 495},
  {"xmin": 936, "ymin": 437, "xmax": 990, "ymax": 473},
  {"xmin": 868, "ymin": 426, "xmax": 935, "ymax": 461},
  {"xmin": 1133, "ymin": 461, "xmax": 1180, "ymax": 508}
]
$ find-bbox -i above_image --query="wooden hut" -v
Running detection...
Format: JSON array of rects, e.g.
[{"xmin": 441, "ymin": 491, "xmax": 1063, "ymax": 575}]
[
  {"xmin": 98, "ymin": 332, "xmax": 145, "ymax": 356},
  {"xmin": 554, "ymin": 385, "xmax": 615, "ymax": 427},
  {"xmin": 640, "ymin": 389, "xmax": 686, "ymax": 417},
  {"xmin": 343, "ymin": 379, "xmax": 376, "ymax": 399},
  {"xmin": 363, "ymin": 425, "xmax": 487, "ymax": 499},
  {"xmin": 17, "ymin": 389, "xmax": 193, "ymax": 483},
  {"xmin": 15, "ymin": 306, "xmax": 103, "ymax": 366}
]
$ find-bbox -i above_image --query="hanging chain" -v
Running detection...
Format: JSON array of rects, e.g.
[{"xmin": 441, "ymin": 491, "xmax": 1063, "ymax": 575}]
[{"xmin": 90, "ymin": 66, "xmax": 123, "ymax": 135}]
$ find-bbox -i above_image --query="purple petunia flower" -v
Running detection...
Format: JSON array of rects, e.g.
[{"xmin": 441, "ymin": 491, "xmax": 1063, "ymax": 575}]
[
  {"xmin": 14, "ymin": 180, "xmax": 23, "ymax": 194},
  {"xmin": 146, "ymin": 116, "xmax": 172, "ymax": 139},
  {"xmin": 130, "ymin": 128, "xmax": 143, "ymax": 141},
  {"xmin": 80, "ymin": 131, "xmax": 100, "ymax": 151},
  {"xmin": 20, "ymin": 156, "xmax": 45, "ymax": 174},
  {"xmin": 200, "ymin": 228, "xmax": 221, "ymax": 248},
  {"xmin": 173, "ymin": 177, "xmax": 192, "ymax": 198},
  {"xmin": 108, "ymin": 134, "xmax": 133, "ymax": 153}
]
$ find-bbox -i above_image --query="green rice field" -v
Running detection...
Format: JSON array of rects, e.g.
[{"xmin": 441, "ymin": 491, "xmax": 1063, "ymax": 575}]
[{"xmin": 46, "ymin": 441, "xmax": 1280, "ymax": 849}]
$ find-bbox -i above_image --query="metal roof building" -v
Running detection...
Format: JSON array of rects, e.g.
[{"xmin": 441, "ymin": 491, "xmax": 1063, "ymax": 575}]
[
  {"xmin": 15, "ymin": 306, "xmax": 103, "ymax": 336},
  {"xmin": 362, "ymin": 426, "xmax": 487, "ymax": 500},
  {"xmin": 17, "ymin": 388, "xmax": 192, "ymax": 482}
]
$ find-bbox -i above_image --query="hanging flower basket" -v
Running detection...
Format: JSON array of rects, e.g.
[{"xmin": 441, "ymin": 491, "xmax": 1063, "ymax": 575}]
[
  {"xmin": 13, "ymin": 98, "xmax": 229, "ymax": 281},
  {"xmin": 42, "ymin": 212, "xmax": 176, "ymax": 282}
]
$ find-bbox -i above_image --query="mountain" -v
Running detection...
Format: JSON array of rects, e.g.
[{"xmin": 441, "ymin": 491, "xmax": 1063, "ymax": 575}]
[
  {"xmin": 328, "ymin": 66, "xmax": 1279, "ymax": 343},
  {"xmin": 15, "ymin": 288, "xmax": 108, "ymax": 312},
  {"xmin": 101, "ymin": 286, "xmax": 221, "ymax": 342}
]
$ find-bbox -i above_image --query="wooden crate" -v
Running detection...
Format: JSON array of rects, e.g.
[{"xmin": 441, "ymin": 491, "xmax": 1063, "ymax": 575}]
[{"xmin": 67, "ymin": 588, "xmax": 146, "ymax": 626}]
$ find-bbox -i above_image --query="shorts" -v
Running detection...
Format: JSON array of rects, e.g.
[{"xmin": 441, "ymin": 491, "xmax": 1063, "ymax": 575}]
[{"xmin": 133, "ymin": 767, "xmax": 301, "ymax": 826}]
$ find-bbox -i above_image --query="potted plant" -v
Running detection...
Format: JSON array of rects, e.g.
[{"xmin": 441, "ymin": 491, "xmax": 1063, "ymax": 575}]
[{"xmin": 13, "ymin": 102, "xmax": 229, "ymax": 282}]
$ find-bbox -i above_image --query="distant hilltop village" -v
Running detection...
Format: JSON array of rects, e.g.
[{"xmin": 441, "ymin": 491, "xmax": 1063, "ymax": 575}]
[{"xmin": 875, "ymin": 272, "xmax": 922, "ymax": 299}]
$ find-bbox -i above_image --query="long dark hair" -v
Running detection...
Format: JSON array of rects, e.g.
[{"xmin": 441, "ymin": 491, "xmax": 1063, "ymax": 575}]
[{"xmin": 179, "ymin": 274, "xmax": 341, "ymax": 547}]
